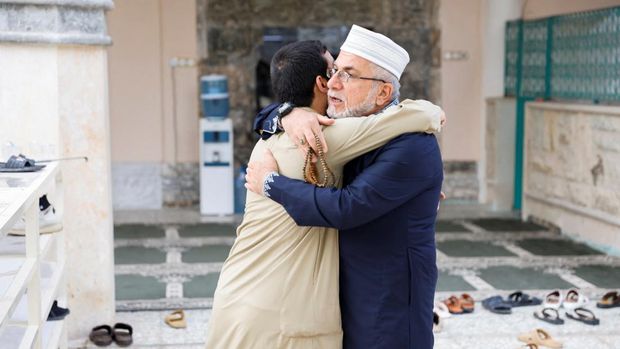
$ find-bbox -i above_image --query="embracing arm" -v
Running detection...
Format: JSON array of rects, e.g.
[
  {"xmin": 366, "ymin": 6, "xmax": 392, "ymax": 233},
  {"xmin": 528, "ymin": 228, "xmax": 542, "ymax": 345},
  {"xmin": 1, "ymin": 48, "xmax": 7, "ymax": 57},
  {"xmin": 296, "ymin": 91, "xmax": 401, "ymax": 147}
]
[
  {"xmin": 324, "ymin": 99, "xmax": 443, "ymax": 165},
  {"xmin": 257, "ymin": 134, "xmax": 443, "ymax": 229}
]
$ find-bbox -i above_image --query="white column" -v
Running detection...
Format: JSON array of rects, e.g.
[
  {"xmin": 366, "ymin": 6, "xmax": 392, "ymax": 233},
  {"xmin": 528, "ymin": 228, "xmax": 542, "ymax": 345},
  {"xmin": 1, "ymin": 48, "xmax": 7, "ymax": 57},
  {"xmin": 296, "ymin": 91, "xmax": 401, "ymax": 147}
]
[{"xmin": 0, "ymin": 0, "xmax": 116, "ymax": 341}]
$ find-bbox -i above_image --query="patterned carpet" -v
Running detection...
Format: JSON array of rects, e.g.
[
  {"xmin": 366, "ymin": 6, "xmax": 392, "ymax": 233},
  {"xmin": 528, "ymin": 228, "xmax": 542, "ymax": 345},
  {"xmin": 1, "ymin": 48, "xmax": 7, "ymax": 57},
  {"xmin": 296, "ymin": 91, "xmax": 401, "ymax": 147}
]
[{"xmin": 114, "ymin": 218, "xmax": 620, "ymax": 311}]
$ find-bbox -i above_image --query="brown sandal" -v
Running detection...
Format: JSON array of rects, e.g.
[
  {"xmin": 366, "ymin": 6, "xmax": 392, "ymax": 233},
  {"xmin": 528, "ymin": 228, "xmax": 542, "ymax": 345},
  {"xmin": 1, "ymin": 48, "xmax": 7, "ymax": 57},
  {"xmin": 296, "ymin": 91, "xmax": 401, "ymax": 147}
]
[
  {"xmin": 597, "ymin": 291, "xmax": 620, "ymax": 308},
  {"xmin": 443, "ymin": 296, "xmax": 463, "ymax": 314},
  {"xmin": 459, "ymin": 293, "xmax": 475, "ymax": 313},
  {"xmin": 113, "ymin": 323, "xmax": 133, "ymax": 347},
  {"xmin": 165, "ymin": 309, "xmax": 187, "ymax": 329},
  {"xmin": 89, "ymin": 325, "xmax": 113, "ymax": 347}
]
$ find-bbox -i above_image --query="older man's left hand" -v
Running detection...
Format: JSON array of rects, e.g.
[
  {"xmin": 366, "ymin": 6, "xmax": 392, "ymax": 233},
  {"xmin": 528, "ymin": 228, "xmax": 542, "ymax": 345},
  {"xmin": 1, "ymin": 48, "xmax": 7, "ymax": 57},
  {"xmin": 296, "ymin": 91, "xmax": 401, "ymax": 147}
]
[{"xmin": 245, "ymin": 149, "xmax": 279, "ymax": 196}]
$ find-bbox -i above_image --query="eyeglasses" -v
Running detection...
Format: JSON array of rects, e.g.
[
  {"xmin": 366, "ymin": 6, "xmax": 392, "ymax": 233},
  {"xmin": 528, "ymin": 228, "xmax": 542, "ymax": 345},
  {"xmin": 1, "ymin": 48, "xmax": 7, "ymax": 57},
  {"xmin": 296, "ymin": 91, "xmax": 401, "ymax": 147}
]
[{"xmin": 326, "ymin": 68, "xmax": 386, "ymax": 84}]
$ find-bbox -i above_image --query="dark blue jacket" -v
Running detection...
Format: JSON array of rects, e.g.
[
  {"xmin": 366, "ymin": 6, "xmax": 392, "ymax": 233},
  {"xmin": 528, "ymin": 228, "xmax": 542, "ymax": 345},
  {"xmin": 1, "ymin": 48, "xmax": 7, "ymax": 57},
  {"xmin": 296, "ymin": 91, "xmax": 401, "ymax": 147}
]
[{"xmin": 266, "ymin": 132, "xmax": 443, "ymax": 349}]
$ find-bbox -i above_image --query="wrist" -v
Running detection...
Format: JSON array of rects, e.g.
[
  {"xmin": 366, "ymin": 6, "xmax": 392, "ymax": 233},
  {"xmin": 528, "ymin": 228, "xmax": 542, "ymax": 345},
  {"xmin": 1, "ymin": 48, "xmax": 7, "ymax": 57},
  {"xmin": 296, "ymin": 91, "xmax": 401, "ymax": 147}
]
[
  {"xmin": 276, "ymin": 102, "xmax": 296, "ymax": 131},
  {"xmin": 262, "ymin": 171, "xmax": 280, "ymax": 197}
]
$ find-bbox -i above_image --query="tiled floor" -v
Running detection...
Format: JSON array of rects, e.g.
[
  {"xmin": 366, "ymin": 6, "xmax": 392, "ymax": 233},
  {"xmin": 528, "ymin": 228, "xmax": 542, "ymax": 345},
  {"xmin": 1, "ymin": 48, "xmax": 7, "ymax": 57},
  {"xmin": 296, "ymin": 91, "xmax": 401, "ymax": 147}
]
[
  {"xmin": 107, "ymin": 205, "xmax": 620, "ymax": 348},
  {"xmin": 477, "ymin": 266, "xmax": 575, "ymax": 290},
  {"xmin": 114, "ymin": 223, "xmax": 232, "ymax": 309},
  {"xmin": 437, "ymin": 240, "xmax": 517, "ymax": 257}
]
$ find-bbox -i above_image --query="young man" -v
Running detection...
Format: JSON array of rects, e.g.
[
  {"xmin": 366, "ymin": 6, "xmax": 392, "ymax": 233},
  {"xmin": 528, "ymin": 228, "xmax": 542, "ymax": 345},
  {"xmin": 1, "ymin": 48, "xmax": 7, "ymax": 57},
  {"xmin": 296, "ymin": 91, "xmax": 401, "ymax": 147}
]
[
  {"xmin": 247, "ymin": 25, "xmax": 444, "ymax": 349},
  {"xmin": 205, "ymin": 40, "xmax": 442, "ymax": 348}
]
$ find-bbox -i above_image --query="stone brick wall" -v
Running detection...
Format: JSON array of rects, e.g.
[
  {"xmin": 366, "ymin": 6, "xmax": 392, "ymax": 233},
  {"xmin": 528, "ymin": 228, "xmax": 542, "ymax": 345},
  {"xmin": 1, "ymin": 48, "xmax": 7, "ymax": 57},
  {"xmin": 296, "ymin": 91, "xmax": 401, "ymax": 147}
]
[
  {"xmin": 443, "ymin": 161, "xmax": 479, "ymax": 201},
  {"xmin": 196, "ymin": 0, "xmax": 441, "ymax": 167},
  {"xmin": 523, "ymin": 102, "xmax": 620, "ymax": 252}
]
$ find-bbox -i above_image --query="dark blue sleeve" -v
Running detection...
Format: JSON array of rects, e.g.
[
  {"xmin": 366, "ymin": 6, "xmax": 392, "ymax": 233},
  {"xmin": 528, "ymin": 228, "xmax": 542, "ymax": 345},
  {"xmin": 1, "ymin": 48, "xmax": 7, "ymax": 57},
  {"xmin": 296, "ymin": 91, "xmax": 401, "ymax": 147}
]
[
  {"xmin": 253, "ymin": 103, "xmax": 281, "ymax": 140},
  {"xmin": 267, "ymin": 133, "xmax": 443, "ymax": 229}
]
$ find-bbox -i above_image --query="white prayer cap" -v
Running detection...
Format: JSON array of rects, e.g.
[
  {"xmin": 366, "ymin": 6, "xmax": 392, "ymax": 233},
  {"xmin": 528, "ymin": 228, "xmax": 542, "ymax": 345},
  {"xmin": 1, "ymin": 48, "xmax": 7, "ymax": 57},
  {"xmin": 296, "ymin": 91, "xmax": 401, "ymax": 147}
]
[{"xmin": 340, "ymin": 24, "xmax": 410, "ymax": 79}]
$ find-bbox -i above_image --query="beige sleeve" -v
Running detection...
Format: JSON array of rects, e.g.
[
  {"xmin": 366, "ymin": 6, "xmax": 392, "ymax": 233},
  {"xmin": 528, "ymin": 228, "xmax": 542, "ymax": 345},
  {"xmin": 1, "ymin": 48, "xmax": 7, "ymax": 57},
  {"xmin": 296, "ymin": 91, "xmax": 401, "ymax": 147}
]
[{"xmin": 323, "ymin": 99, "xmax": 442, "ymax": 166}]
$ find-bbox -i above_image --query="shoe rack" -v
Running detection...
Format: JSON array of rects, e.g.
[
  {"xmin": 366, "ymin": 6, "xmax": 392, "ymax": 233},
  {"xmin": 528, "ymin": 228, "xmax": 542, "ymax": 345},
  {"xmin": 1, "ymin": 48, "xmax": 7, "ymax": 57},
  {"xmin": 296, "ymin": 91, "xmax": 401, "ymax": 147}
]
[{"xmin": 0, "ymin": 162, "xmax": 68, "ymax": 349}]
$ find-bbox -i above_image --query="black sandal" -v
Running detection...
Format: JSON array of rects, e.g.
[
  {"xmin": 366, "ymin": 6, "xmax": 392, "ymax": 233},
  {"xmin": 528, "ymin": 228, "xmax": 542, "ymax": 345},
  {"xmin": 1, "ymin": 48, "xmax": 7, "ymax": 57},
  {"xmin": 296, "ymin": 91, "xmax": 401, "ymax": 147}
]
[
  {"xmin": 0, "ymin": 154, "xmax": 45, "ymax": 172},
  {"xmin": 533, "ymin": 307, "xmax": 564, "ymax": 325},
  {"xmin": 566, "ymin": 307, "xmax": 600, "ymax": 326},
  {"xmin": 508, "ymin": 291, "xmax": 542, "ymax": 307},
  {"xmin": 113, "ymin": 323, "xmax": 134, "ymax": 347},
  {"xmin": 89, "ymin": 325, "xmax": 113, "ymax": 347}
]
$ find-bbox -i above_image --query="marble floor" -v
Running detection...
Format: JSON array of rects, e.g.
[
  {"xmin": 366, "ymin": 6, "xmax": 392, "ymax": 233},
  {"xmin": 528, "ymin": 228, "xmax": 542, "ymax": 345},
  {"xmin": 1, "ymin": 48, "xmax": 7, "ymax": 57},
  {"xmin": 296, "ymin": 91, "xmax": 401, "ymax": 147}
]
[{"xmin": 93, "ymin": 203, "xmax": 620, "ymax": 348}]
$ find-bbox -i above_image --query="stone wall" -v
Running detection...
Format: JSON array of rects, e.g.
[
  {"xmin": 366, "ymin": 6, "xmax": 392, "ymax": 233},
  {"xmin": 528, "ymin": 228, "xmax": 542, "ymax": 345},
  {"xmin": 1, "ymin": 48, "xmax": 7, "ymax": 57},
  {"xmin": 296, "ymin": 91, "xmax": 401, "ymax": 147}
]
[
  {"xmin": 196, "ymin": 0, "xmax": 441, "ymax": 167},
  {"xmin": 523, "ymin": 102, "xmax": 620, "ymax": 253},
  {"xmin": 443, "ymin": 161, "xmax": 479, "ymax": 201}
]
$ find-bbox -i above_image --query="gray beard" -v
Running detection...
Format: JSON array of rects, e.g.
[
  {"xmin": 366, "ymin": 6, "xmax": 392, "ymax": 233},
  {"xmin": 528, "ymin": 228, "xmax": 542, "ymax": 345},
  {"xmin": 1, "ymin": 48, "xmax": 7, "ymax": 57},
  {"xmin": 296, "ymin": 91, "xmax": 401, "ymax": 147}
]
[{"xmin": 327, "ymin": 84, "xmax": 379, "ymax": 119}]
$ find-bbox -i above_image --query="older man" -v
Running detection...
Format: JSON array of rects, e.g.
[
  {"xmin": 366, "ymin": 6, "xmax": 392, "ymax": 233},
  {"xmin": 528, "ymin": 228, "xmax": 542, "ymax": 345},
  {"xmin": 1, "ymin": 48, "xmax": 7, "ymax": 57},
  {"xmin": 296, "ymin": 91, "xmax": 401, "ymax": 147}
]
[{"xmin": 247, "ymin": 25, "xmax": 443, "ymax": 349}]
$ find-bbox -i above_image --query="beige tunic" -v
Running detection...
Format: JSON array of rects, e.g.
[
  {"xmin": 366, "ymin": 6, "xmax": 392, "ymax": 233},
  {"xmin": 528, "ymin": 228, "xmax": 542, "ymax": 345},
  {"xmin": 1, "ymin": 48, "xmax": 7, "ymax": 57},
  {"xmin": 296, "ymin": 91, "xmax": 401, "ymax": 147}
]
[{"xmin": 205, "ymin": 99, "xmax": 441, "ymax": 349}]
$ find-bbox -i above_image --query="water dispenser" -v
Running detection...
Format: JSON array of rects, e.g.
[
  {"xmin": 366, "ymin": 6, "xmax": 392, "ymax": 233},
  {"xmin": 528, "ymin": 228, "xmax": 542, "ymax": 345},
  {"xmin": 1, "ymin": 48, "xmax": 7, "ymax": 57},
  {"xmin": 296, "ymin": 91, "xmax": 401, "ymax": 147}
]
[{"xmin": 200, "ymin": 118, "xmax": 234, "ymax": 215}]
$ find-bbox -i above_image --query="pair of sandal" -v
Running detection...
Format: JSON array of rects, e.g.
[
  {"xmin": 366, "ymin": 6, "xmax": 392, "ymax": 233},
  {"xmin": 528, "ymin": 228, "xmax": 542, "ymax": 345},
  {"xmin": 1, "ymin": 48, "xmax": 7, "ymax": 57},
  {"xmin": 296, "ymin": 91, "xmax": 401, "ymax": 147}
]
[
  {"xmin": 534, "ymin": 307, "xmax": 600, "ymax": 326},
  {"xmin": 442, "ymin": 293, "xmax": 475, "ymax": 314},
  {"xmin": 89, "ymin": 323, "xmax": 133, "ymax": 347},
  {"xmin": 543, "ymin": 289, "xmax": 588, "ymax": 310},
  {"xmin": 597, "ymin": 291, "xmax": 620, "ymax": 308},
  {"xmin": 482, "ymin": 291, "xmax": 542, "ymax": 314},
  {"xmin": 518, "ymin": 328, "xmax": 563, "ymax": 349}
]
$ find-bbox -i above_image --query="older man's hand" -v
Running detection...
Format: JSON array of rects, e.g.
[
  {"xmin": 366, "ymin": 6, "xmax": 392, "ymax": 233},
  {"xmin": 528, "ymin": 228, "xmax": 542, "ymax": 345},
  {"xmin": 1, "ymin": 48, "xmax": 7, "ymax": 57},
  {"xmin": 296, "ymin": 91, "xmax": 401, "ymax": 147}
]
[
  {"xmin": 282, "ymin": 108, "xmax": 335, "ymax": 156},
  {"xmin": 245, "ymin": 149, "xmax": 279, "ymax": 196}
]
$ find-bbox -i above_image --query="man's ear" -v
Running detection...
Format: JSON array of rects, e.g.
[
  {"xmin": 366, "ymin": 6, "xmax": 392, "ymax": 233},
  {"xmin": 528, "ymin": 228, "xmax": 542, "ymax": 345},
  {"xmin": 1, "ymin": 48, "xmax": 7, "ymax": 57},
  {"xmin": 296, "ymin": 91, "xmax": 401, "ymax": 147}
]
[
  {"xmin": 375, "ymin": 83, "xmax": 394, "ymax": 105},
  {"xmin": 316, "ymin": 76, "xmax": 329, "ymax": 93}
]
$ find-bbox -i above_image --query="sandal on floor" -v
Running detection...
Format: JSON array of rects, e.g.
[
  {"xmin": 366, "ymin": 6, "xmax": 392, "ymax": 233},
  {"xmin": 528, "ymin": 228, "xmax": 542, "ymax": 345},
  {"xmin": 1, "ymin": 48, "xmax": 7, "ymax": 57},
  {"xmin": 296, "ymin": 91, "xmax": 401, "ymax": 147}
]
[
  {"xmin": 459, "ymin": 293, "xmax": 475, "ymax": 313},
  {"xmin": 566, "ymin": 307, "xmax": 600, "ymax": 326},
  {"xmin": 89, "ymin": 325, "xmax": 113, "ymax": 347},
  {"xmin": 533, "ymin": 307, "xmax": 564, "ymax": 325},
  {"xmin": 543, "ymin": 290, "xmax": 563, "ymax": 309},
  {"xmin": 443, "ymin": 296, "xmax": 464, "ymax": 315},
  {"xmin": 508, "ymin": 291, "xmax": 542, "ymax": 307},
  {"xmin": 518, "ymin": 328, "xmax": 563, "ymax": 349},
  {"xmin": 482, "ymin": 295, "xmax": 512, "ymax": 314},
  {"xmin": 597, "ymin": 291, "xmax": 620, "ymax": 309},
  {"xmin": 563, "ymin": 289, "xmax": 589, "ymax": 310},
  {"xmin": 165, "ymin": 309, "xmax": 187, "ymax": 329},
  {"xmin": 434, "ymin": 301, "xmax": 452, "ymax": 318},
  {"xmin": 113, "ymin": 323, "xmax": 133, "ymax": 347}
]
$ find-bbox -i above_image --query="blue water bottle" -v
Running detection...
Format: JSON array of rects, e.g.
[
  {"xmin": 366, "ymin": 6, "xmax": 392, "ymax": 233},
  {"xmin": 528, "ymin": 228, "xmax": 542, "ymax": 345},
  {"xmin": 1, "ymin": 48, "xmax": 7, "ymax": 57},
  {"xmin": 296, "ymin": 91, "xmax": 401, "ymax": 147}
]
[{"xmin": 234, "ymin": 165, "xmax": 247, "ymax": 214}]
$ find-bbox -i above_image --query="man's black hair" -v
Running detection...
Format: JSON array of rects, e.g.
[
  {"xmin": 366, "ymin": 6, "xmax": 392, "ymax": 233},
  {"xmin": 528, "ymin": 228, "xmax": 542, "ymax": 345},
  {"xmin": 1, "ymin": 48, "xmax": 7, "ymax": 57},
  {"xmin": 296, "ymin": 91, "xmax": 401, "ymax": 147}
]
[{"xmin": 270, "ymin": 40, "xmax": 328, "ymax": 107}]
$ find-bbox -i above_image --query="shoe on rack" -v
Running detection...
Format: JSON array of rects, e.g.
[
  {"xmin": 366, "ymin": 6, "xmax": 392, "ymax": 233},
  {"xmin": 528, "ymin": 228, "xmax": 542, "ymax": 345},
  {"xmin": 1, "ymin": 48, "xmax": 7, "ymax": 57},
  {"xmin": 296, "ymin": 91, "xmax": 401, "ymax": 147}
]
[
  {"xmin": 47, "ymin": 300, "xmax": 70, "ymax": 321},
  {"xmin": 9, "ymin": 205, "xmax": 63, "ymax": 235}
]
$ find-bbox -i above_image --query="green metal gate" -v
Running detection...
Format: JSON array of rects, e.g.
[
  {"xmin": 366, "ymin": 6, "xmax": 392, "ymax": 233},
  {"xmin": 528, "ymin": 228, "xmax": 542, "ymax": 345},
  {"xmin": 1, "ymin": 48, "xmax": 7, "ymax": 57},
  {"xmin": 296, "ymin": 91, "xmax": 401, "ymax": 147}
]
[{"xmin": 504, "ymin": 7, "xmax": 620, "ymax": 209}]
